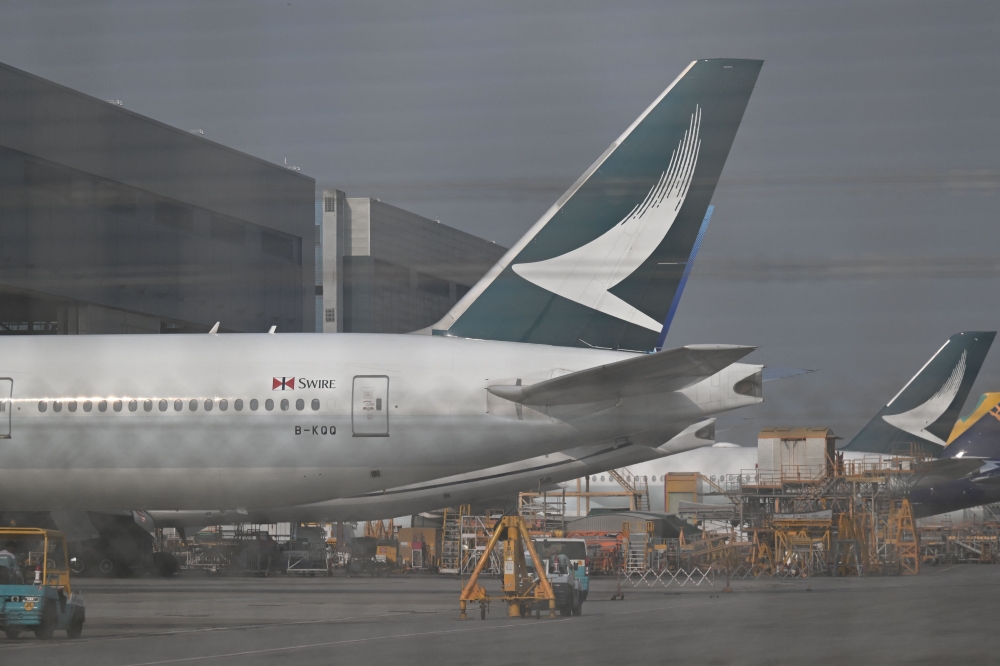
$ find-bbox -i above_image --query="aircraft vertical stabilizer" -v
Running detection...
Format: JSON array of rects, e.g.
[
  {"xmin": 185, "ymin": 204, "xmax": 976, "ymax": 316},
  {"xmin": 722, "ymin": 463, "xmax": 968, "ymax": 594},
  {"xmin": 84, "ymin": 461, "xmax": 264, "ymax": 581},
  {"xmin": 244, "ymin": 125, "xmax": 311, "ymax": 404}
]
[
  {"xmin": 842, "ymin": 331, "xmax": 995, "ymax": 455},
  {"xmin": 424, "ymin": 59, "xmax": 762, "ymax": 351}
]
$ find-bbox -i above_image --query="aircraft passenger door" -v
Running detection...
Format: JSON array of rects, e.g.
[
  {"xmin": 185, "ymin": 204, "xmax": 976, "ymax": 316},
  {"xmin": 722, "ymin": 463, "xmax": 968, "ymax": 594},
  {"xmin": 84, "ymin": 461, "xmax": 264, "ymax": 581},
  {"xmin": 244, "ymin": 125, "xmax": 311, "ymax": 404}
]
[
  {"xmin": 352, "ymin": 376, "xmax": 389, "ymax": 437},
  {"xmin": 0, "ymin": 378, "xmax": 12, "ymax": 439}
]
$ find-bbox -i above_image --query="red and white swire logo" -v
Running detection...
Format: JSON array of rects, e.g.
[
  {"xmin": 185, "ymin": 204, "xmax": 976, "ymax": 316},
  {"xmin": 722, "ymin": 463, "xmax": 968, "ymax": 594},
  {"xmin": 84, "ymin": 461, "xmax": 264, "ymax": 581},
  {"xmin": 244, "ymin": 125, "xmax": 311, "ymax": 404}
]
[{"xmin": 272, "ymin": 377, "xmax": 295, "ymax": 391}]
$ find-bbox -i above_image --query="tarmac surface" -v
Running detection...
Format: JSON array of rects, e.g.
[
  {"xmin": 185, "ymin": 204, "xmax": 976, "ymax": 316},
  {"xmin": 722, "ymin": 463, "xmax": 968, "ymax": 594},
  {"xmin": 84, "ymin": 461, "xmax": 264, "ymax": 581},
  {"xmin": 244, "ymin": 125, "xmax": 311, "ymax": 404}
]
[{"xmin": 1, "ymin": 565, "xmax": 999, "ymax": 665}]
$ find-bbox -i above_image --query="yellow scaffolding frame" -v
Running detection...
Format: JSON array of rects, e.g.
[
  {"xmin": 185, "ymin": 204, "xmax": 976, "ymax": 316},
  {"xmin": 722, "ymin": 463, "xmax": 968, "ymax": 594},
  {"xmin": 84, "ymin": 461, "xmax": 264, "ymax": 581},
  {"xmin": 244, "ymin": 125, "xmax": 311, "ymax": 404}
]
[
  {"xmin": 886, "ymin": 499, "xmax": 920, "ymax": 575},
  {"xmin": 459, "ymin": 515, "xmax": 557, "ymax": 620}
]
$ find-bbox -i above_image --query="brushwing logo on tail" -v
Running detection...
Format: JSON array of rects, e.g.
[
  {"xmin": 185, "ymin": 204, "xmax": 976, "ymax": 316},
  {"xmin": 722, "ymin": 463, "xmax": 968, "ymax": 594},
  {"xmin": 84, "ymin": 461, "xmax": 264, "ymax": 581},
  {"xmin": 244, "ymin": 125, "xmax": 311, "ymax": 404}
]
[
  {"xmin": 882, "ymin": 350, "xmax": 967, "ymax": 446},
  {"xmin": 512, "ymin": 106, "xmax": 703, "ymax": 332}
]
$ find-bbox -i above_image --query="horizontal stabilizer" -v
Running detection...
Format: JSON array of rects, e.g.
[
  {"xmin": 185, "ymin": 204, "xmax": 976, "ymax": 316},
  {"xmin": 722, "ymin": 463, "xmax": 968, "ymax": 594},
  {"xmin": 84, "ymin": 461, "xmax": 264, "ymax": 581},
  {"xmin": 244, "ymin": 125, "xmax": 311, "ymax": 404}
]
[
  {"xmin": 653, "ymin": 418, "xmax": 716, "ymax": 454},
  {"xmin": 488, "ymin": 344, "xmax": 754, "ymax": 406},
  {"xmin": 971, "ymin": 468, "xmax": 1000, "ymax": 486},
  {"xmin": 907, "ymin": 457, "xmax": 987, "ymax": 491}
]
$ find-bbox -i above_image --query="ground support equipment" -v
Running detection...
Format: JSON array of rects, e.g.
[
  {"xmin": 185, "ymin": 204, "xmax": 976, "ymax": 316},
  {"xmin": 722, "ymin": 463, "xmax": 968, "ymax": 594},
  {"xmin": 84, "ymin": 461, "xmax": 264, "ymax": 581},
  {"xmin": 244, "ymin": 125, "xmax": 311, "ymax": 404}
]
[{"xmin": 459, "ymin": 515, "xmax": 557, "ymax": 619}]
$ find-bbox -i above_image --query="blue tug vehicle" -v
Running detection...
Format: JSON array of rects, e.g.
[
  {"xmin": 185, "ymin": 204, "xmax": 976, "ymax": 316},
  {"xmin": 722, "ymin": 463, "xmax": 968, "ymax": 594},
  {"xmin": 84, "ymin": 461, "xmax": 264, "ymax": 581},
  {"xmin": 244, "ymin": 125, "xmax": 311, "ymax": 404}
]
[{"xmin": 0, "ymin": 528, "xmax": 86, "ymax": 639}]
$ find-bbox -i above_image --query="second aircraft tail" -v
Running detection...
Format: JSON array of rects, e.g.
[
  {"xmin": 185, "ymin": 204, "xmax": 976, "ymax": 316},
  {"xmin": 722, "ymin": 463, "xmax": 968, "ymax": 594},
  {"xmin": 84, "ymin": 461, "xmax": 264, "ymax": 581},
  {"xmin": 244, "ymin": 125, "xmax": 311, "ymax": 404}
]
[{"xmin": 842, "ymin": 331, "xmax": 995, "ymax": 456}]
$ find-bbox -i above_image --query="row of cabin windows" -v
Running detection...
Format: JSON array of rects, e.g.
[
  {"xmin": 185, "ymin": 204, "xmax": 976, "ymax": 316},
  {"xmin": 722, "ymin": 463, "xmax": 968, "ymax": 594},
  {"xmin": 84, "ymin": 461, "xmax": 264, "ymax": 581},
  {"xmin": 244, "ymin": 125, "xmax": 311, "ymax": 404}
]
[
  {"xmin": 37, "ymin": 398, "xmax": 322, "ymax": 413},
  {"xmin": 590, "ymin": 475, "xmax": 656, "ymax": 483}
]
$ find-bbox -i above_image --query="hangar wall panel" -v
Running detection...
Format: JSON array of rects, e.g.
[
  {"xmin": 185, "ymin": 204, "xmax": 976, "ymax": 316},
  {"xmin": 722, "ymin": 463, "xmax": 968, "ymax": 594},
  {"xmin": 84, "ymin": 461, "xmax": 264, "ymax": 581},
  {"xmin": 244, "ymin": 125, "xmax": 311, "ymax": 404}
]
[{"xmin": 0, "ymin": 61, "xmax": 316, "ymax": 333}]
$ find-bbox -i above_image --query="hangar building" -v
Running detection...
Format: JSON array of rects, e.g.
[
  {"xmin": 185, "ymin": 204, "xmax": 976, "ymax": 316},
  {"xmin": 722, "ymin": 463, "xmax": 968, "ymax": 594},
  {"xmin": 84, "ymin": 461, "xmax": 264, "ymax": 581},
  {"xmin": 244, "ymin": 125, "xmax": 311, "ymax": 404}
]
[
  {"xmin": 316, "ymin": 189, "xmax": 507, "ymax": 334},
  {"xmin": 0, "ymin": 61, "xmax": 316, "ymax": 334},
  {"xmin": 0, "ymin": 61, "xmax": 503, "ymax": 338}
]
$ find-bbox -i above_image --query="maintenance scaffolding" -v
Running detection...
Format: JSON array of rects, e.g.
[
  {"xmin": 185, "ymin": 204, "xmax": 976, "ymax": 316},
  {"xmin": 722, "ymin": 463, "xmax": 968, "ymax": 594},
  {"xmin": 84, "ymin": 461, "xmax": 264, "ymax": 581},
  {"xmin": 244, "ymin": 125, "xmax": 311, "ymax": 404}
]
[
  {"xmin": 920, "ymin": 505, "xmax": 1000, "ymax": 565},
  {"xmin": 674, "ymin": 443, "xmax": 928, "ymax": 577}
]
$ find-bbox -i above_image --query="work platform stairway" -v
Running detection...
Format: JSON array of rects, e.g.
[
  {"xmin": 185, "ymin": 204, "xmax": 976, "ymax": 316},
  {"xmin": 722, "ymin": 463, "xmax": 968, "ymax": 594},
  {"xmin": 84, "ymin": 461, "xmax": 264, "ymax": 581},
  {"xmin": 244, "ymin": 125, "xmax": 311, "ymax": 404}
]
[
  {"xmin": 439, "ymin": 505, "xmax": 468, "ymax": 574},
  {"xmin": 609, "ymin": 468, "xmax": 650, "ymax": 512}
]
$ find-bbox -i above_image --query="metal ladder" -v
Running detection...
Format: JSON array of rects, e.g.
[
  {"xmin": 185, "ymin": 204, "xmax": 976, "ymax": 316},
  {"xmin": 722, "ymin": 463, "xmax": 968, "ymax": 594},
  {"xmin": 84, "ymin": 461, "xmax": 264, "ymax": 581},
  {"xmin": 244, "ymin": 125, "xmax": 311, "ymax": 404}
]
[
  {"xmin": 608, "ymin": 469, "xmax": 651, "ymax": 512},
  {"xmin": 625, "ymin": 534, "xmax": 648, "ymax": 573},
  {"xmin": 623, "ymin": 520, "xmax": 651, "ymax": 574},
  {"xmin": 439, "ymin": 505, "xmax": 467, "ymax": 574}
]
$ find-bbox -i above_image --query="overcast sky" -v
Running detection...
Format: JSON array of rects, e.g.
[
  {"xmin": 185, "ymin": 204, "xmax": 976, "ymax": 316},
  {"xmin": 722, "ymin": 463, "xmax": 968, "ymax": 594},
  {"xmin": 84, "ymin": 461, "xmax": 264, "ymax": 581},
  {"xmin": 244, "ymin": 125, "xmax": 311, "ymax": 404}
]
[{"xmin": 1, "ymin": 0, "xmax": 998, "ymax": 444}]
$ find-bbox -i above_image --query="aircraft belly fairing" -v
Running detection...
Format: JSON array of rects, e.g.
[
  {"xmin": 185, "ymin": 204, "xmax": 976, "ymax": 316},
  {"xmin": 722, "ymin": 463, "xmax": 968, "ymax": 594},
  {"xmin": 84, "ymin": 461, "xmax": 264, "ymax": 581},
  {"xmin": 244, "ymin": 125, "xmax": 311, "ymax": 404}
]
[{"xmin": 148, "ymin": 419, "xmax": 719, "ymax": 528}]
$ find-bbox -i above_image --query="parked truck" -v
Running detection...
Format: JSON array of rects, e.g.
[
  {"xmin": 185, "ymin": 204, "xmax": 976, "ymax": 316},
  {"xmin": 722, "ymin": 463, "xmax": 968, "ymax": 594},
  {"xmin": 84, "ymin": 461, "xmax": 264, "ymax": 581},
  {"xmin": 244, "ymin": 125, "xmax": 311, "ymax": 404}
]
[
  {"xmin": 530, "ymin": 537, "xmax": 589, "ymax": 616},
  {"xmin": 534, "ymin": 538, "xmax": 590, "ymax": 601}
]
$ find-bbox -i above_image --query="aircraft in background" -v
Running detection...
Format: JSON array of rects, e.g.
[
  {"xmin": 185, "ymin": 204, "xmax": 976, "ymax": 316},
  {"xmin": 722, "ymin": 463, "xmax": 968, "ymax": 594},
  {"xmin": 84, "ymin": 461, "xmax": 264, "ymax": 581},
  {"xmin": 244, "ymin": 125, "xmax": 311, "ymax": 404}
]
[
  {"xmin": 841, "ymin": 331, "xmax": 995, "ymax": 457},
  {"xmin": 0, "ymin": 59, "xmax": 765, "ymax": 514},
  {"xmin": 579, "ymin": 332, "xmax": 996, "ymax": 514},
  {"xmin": 910, "ymin": 393, "xmax": 1000, "ymax": 517},
  {"xmin": 568, "ymin": 444, "xmax": 756, "ymax": 514}
]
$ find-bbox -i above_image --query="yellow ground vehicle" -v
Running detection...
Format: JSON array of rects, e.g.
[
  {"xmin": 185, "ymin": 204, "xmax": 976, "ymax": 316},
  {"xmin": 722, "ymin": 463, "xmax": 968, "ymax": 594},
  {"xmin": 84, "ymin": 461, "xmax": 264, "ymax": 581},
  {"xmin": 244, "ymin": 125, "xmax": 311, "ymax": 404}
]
[{"xmin": 0, "ymin": 528, "xmax": 85, "ymax": 639}]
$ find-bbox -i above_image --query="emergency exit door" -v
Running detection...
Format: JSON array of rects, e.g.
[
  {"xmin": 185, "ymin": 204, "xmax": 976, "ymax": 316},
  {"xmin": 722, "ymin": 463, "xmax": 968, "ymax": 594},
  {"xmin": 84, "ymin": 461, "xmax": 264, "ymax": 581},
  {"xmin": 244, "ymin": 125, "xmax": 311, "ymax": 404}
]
[
  {"xmin": 352, "ymin": 375, "xmax": 389, "ymax": 436},
  {"xmin": 0, "ymin": 378, "xmax": 12, "ymax": 439}
]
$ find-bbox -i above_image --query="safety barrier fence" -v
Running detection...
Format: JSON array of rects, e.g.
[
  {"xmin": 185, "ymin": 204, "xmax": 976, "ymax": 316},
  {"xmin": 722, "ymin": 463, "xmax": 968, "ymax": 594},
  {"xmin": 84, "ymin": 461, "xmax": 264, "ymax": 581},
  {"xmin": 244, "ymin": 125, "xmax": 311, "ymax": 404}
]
[{"xmin": 624, "ymin": 566, "xmax": 715, "ymax": 588}]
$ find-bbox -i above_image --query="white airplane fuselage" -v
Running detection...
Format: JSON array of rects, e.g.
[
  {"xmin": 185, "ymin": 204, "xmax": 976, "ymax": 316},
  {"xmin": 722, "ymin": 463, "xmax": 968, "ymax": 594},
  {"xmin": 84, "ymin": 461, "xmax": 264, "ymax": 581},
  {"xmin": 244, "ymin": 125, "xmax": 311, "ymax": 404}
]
[
  {"xmin": 0, "ymin": 333, "xmax": 760, "ymax": 511},
  {"xmin": 573, "ymin": 446, "xmax": 759, "ymax": 514}
]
